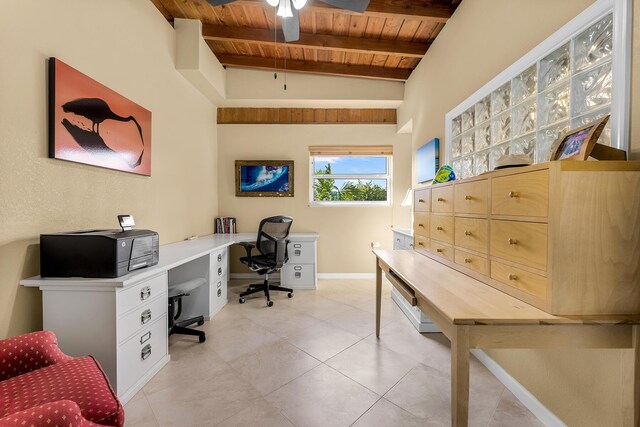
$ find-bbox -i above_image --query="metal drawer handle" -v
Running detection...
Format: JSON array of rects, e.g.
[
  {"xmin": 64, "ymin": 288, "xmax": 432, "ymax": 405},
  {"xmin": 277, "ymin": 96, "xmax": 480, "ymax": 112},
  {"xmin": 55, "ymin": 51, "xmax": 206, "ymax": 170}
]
[
  {"xmin": 140, "ymin": 331, "xmax": 152, "ymax": 345},
  {"xmin": 141, "ymin": 309, "xmax": 152, "ymax": 325},
  {"xmin": 218, "ymin": 267, "xmax": 223, "ymax": 276},
  {"xmin": 436, "ymin": 249, "xmax": 444, "ymax": 253},
  {"xmin": 464, "ymin": 195, "xmax": 473, "ymax": 200},
  {"xmin": 508, "ymin": 238, "xmax": 518, "ymax": 245},
  {"xmin": 464, "ymin": 231, "xmax": 472, "ymax": 236},
  {"xmin": 294, "ymin": 244, "xmax": 302, "ymax": 248},
  {"xmin": 508, "ymin": 274, "xmax": 518, "ymax": 281},
  {"xmin": 418, "ymin": 223, "xmax": 424, "ymax": 228},
  {"xmin": 140, "ymin": 286, "xmax": 151, "ymax": 301},
  {"xmin": 418, "ymin": 199, "xmax": 425, "ymax": 203},
  {"xmin": 464, "ymin": 258, "xmax": 472, "ymax": 263},
  {"xmin": 217, "ymin": 289, "xmax": 222, "ymax": 297},
  {"xmin": 436, "ymin": 226, "xmax": 444, "ymax": 231},
  {"xmin": 508, "ymin": 191, "xmax": 520, "ymax": 198},
  {"xmin": 217, "ymin": 254, "xmax": 222, "ymax": 262},
  {"xmin": 295, "ymin": 272, "xmax": 302, "ymax": 278},
  {"xmin": 295, "ymin": 250, "xmax": 301, "ymax": 256},
  {"xmin": 294, "ymin": 266, "xmax": 302, "ymax": 271},
  {"xmin": 141, "ymin": 344, "xmax": 152, "ymax": 361},
  {"xmin": 437, "ymin": 197, "xmax": 445, "ymax": 202},
  {"xmin": 396, "ymin": 238, "xmax": 401, "ymax": 242},
  {"xmin": 217, "ymin": 281, "xmax": 222, "ymax": 288},
  {"xmin": 418, "ymin": 242, "xmax": 424, "ymax": 246}
]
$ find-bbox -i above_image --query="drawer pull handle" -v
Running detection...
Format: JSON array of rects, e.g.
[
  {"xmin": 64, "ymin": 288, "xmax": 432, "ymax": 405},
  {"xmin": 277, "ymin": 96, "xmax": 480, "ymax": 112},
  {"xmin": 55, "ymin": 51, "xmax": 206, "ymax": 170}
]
[
  {"xmin": 217, "ymin": 289, "xmax": 222, "ymax": 297},
  {"xmin": 508, "ymin": 191, "xmax": 520, "ymax": 198},
  {"xmin": 141, "ymin": 344, "xmax": 152, "ymax": 361},
  {"xmin": 218, "ymin": 267, "xmax": 223, "ymax": 276},
  {"xmin": 418, "ymin": 199, "xmax": 425, "ymax": 203},
  {"xmin": 436, "ymin": 226, "xmax": 444, "ymax": 231},
  {"xmin": 437, "ymin": 197, "xmax": 445, "ymax": 202},
  {"xmin": 294, "ymin": 244, "xmax": 302, "ymax": 248},
  {"xmin": 508, "ymin": 238, "xmax": 518, "ymax": 245},
  {"xmin": 140, "ymin": 286, "xmax": 151, "ymax": 301},
  {"xmin": 464, "ymin": 258, "xmax": 472, "ymax": 263},
  {"xmin": 464, "ymin": 195, "xmax": 473, "ymax": 200},
  {"xmin": 396, "ymin": 238, "xmax": 401, "ymax": 242},
  {"xmin": 217, "ymin": 254, "xmax": 222, "ymax": 262},
  {"xmin": 294, "ymin": 266, "xmax": 302, "ymax": 271},
  {"xmin": 418, "ymin": 242, "xmax": 424, "ymax": 246},
  {"xmin": 141, "ymin": 309, "xmax": 152, "ymax": 325},
  {"xmin": 295, "ymin": 272, "xmax": 301, "ymax": 278},
  {"xmin": 418, "ymin": 223, "xmax": 424, "ymax": 228},
  {"xmin": 508, "ymin": 274, "xmax": 518, "ymax": 281},
  {"xmin": 464, "ymin": 231, "xmax": 472, "ymax": 236},
  {"xmin": 436, "ymin": 249, "xmax": 444, "ymax": 253},
  {"xmin": 295, "ymin": 250, "xmax": 301, "ymax": 256},
  {"xmin": 217, "ymin": 281, "xmax": 222, "ymax": 288},
  {"xmin": 140, "ymin": 331, "xmax": 152, "ymax": 345}
]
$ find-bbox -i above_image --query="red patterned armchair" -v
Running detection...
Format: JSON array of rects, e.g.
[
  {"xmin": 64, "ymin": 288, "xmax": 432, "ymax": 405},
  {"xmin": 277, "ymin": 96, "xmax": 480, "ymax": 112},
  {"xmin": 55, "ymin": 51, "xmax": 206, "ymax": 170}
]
[{"xmin": 0, "ymin": 331, "xmax": 124, "ymax": 427}]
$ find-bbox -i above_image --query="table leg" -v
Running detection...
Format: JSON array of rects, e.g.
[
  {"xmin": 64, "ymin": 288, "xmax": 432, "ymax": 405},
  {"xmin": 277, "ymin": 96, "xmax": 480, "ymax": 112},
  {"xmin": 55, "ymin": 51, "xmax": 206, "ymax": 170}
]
[
  {"xmin": 622, "ymin": 325, "xmax": 639, "ymax": 427},
  {"xmin": 375, "ymin": 262, "xmax": 382, "ymax": 338},
  {"xmin": 451, "ymin": 325, "xmax": 470, "ymax": 426}
]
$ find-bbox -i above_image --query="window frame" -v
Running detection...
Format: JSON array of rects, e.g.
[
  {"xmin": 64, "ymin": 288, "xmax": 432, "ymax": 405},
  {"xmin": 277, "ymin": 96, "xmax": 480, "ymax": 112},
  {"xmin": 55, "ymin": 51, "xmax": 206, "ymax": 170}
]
[{"xmin": 309, "ymin": 155, "xmax": 393, "ymax": 207}]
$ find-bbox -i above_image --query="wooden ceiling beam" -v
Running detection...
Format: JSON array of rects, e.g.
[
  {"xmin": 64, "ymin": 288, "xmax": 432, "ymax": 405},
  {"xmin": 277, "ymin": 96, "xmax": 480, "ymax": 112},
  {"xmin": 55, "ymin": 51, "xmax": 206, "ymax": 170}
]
[
  {"xmin": 216, "ymin": 54, "xmax": 412, "ymax": 80},
  {"xmin": 226, "ymin": 0, "xmax": 455, "ymax": 22},
  {"xmin": 202, "ymin": 24, "xmax": 429, "ymax": 58}
]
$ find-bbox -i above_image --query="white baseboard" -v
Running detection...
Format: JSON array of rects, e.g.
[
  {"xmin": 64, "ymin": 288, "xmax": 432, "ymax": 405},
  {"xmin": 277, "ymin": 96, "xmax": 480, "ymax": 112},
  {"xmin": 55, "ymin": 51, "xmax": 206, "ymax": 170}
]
[
  {"xmin": 471, "ymin": 349, "xmax": 566, "ymax": 427},
  {"xmin": 317, "ymin": 273, "xmax": 375, "ymax": 279}
]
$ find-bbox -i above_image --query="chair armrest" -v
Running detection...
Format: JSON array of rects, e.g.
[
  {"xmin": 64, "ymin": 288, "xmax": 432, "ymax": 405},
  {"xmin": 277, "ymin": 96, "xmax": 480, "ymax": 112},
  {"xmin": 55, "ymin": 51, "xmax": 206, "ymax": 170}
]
[
  {"xmin": 0, "ymin": 330, "xmax": 73, "ymax": 381},
  {"xmin": 0, "ymin": 400, "xmax": 103, "ymax": 427},
  {"xmin": 239, "ymin": 242, "xmax": 255, "ymax": 262}
]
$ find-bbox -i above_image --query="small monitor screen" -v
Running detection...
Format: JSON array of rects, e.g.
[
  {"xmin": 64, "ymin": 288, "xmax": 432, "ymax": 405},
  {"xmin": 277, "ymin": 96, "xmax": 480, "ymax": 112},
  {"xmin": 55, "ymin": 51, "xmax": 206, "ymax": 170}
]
[{"xmin": 417, "ymin": 138, "xmax": 440, "ymax": 183}]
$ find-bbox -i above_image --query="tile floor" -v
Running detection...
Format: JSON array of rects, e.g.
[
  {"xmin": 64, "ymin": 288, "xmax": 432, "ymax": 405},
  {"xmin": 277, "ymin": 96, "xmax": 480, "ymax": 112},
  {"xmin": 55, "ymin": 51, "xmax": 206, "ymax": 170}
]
[{"xmin": 125, "ymin": 279, "xmax": 544, "ymax": 427}]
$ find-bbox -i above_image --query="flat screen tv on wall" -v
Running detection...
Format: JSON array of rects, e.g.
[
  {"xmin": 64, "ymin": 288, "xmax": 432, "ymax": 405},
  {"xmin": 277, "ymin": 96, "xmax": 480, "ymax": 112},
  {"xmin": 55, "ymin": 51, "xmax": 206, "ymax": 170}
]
[{"xmin": 417, "ymin": 138, "xmax": 440, "ymax": 183}]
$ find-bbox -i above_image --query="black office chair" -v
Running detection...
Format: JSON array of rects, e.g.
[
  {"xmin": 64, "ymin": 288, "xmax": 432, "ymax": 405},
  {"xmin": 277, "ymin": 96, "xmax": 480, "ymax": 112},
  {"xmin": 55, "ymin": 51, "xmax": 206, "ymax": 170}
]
[
  {"xmin": 238, "ymin": 216, "xmax": 294, "ymax": 307},
  {"xmin": 168, "ymin": 278, "xmax": 207, "ymax": 343}
]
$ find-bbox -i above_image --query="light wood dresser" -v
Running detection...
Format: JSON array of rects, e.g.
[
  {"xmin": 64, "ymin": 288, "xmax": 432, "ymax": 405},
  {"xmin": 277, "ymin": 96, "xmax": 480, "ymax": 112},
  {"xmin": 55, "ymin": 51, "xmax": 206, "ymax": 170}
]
[{"xmin": 413, "ymin": 161, "xmax": 640, "ymax": 316}]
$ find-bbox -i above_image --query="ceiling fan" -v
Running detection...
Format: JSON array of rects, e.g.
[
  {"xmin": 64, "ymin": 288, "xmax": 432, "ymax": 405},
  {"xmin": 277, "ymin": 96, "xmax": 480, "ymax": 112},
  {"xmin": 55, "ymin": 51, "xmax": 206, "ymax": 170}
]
[{"xmin": 206, "ymin": 0, "xmax": 370, "ymax": 42}]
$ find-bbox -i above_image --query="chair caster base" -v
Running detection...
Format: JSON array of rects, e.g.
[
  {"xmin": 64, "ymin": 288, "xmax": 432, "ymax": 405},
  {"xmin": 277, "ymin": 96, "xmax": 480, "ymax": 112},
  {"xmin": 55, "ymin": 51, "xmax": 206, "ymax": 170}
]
[
  {"xmin": 199, "ymin": 335, "xmax": 206, "ymax": 343},
  {"xmin": 197, "ymin": 320, "xmax": 205, "ymax": 326},
  {"xmin": 267, "ymin": 300, "xmax": 274, "ymax": 307},
  {"xmin": 239, "ymin": 298, "xmax": 246, "ymax": 304},
  {"xmin": 288, "ymin": 292, "xmax": 293, "ymax": 298}
]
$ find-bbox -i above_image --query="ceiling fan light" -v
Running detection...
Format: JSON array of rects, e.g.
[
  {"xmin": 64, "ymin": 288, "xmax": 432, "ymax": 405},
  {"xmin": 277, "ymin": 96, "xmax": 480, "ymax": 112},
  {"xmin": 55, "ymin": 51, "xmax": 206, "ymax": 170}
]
[
  {"xmin": 291, "ymin": 0, "xmax": 307, "ymax": 9},
  {"xmin": 277, "ymin": 0, "xmax": 293, "ymax": 18},
  {"xmin": 265, "ymin": 0, "xmax": 279, "ymax": 6}
]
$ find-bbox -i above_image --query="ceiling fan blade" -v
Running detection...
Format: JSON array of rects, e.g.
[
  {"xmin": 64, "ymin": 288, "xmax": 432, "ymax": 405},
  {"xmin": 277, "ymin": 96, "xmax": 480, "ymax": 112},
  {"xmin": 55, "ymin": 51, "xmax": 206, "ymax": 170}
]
[
  {"xmin": 206, "ymin": 0, "xmax": 238, "ymax": 6},
  {"xmin": 282, "ymin": 7, "xmax": 300, "ymax": 42},
  {"xmin": 319, "ymin": 0, "xmax": 370, "ymax": 13}
]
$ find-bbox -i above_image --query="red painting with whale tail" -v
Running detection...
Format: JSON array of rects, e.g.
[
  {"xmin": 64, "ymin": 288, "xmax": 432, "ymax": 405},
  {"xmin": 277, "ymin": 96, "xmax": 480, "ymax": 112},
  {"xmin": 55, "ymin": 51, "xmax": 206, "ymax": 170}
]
[{"xmin": 48, "ymin": 58, "xmax": 152, "ymax": 176}]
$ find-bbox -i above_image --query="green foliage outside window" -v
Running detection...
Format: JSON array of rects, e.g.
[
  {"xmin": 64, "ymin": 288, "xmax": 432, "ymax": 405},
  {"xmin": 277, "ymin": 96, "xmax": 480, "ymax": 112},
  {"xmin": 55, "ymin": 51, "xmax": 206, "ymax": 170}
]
[{"xmin": 313, "ymin": 164, "xmax": 387, "ymax": 202}]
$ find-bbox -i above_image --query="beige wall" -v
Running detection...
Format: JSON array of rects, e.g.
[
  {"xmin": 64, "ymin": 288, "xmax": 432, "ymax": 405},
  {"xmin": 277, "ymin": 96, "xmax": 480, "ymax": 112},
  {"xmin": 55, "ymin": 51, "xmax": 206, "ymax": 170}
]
[
  {"xmin": 217, "ymin": 125, "xmax": 412, "ymax": 274},
  {"xmin": 0, "ymin": 0, "xmax": 218, "ymax": 338},
  {"xmin": 403, "ymin": 0, "xmax": 640, "ymax": 425}
]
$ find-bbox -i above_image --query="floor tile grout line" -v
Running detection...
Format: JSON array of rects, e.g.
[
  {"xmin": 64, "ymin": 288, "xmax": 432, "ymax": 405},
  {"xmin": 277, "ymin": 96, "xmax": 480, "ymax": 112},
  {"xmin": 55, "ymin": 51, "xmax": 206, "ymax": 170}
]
[
  {"xmin": 348, "ymin": 396, "xmax": 384, "ymax": 427},
  {"xmin": 139, "ymin": 390, "xmax": 162, "ymax": 427}
]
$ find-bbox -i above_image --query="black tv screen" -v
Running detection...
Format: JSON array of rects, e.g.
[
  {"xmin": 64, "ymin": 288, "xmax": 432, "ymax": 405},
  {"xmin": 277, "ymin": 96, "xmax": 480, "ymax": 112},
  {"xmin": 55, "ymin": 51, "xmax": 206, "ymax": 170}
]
[{"xmin": 417, "ymin": 138, "xmax": 440, "ymax": 183}]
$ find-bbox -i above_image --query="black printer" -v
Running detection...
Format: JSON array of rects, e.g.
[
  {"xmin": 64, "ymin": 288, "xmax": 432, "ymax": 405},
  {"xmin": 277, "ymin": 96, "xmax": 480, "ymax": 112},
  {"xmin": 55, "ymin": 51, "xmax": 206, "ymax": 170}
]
[{"xmin": 40, "ymin": 228, "xmax": 159, "ymax": 278}]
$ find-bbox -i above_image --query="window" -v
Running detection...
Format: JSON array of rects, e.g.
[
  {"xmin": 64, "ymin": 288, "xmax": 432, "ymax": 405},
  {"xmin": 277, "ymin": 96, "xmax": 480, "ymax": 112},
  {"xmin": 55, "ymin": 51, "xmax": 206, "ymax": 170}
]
[{"xmin": 309, "ymin": 146, "xmax": 392, "ymax": 206}]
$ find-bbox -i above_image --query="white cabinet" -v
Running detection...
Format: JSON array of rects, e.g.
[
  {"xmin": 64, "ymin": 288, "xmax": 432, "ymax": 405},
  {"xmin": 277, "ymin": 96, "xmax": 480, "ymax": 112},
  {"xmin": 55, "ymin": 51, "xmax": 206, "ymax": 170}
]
[
  {"xmin": 392, "ymin": 229, "xmax": 414, "ymax": 250},
  {"xmin": 281, "ymin": 236, "xmax": 318, "ymax": 289}
]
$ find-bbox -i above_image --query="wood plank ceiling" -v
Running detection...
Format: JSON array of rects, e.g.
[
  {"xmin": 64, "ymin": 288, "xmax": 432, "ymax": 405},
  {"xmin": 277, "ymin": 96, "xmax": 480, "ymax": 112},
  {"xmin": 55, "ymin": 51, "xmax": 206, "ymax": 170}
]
[{"xmin": 150, "ymin": 0, "xmax": 462, "ymax": 81}]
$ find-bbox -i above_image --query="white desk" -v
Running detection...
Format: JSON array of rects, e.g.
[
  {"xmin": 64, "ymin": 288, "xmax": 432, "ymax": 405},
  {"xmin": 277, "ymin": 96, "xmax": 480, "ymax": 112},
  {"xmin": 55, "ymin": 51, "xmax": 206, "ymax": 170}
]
[{"xmin": 21, "ymin": 232, "xmax": 318, "ymax": 404}]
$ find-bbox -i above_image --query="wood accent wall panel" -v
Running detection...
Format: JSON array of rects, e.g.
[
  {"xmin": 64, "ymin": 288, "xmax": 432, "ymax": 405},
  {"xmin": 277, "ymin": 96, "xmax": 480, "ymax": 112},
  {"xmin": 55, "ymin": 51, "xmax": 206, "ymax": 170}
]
[{"xmin": 217, "ymin": 108, "xmax": 397, "ymax": 124}]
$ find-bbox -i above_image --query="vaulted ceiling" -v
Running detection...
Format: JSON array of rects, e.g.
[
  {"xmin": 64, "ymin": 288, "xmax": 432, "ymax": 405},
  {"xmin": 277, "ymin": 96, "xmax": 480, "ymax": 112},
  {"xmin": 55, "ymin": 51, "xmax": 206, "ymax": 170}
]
[{"xmin": 150, "ymin": 0, "xmax": 462, "ymax": 81}]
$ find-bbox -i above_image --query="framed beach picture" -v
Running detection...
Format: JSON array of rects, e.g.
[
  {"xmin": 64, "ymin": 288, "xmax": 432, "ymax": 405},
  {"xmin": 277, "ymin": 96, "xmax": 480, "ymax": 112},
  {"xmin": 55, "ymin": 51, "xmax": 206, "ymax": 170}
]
[
  {"xmin": 235, "ymin": 160, "xmax": 294, "ymax": 197},
  {"xmin": 48, "ymin": 58, "xmax": 152, "ymax": 175}
]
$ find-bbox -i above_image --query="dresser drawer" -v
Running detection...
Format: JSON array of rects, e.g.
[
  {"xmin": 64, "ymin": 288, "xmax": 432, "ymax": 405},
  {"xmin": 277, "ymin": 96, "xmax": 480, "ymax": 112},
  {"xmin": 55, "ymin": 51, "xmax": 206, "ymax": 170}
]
[
  {"xmin": 454, "ymin": 217, "xmax": 489, "ymax": 254},
  {"xmin": 430, "ymin": 214, "xmax": 454, "ymax": 245},
  {"xmin": 393, "ymin": 233, "xmax": 406, "ymax": 250},
  {"xmin": 455, "ymin": 249, "xmax": 489, "ymax": 276},
  {"xmin": 413, "ymin": 213, "xmax": 430, "ymax": 238},
  {"xmin": 491, "ymin": 169, "xmax": 549, "ymax": 217},
  {"xmin": 491, "ymin": 261, "xmax": 548, "ymax": 300},
  {"xmin": 117, "ymin": 315, "xmax": 168, "ymax": 395},
  {"xmin": 490, "ymin": 220, "xmax": 548, "ymax": 271},
  {"xmin": 414, "ymin": 234, "xmax": 429, "ymax": 251},
  {"xmin": 212, "ymin": 248, "xmax": 227, "ymax": 269},
  {"xmin": 454, "ymin": 180, "xmax": 489, "ymax": 215},
  {"xmin": 414, "ymin": 188, "xmax": 431, "ymax": 212},
  {"xmin": 281, "ymin": 264, "xmax": 315, "ymax": 288},
  {"xmin": 117, "ymin": 273, "xmax": 168, "ymax": 315},
  {"xmin": 210, "ymin": 275, "xmax": 228, "ymax": 313},
  {"xmin": 118, "ymin": 295, "xmax": 167, "ymax": 344},
  {"xmin": 430, "ymin": 240, "xmax": 454, "ymax": 262},
  {"xmin": 431, "ymin": 185, "xmax": 454, "ymax": 213},
  {"xmin": 287, "ymin": 241, "xmax": 315, "ymax": 264}
]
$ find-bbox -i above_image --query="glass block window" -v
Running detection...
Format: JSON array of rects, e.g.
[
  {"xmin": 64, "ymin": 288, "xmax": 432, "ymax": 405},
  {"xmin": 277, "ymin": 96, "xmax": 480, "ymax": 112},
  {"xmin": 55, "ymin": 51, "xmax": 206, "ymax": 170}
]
[{"xmin": 449, "ymin": 13, "xmax": 617, "ymax": 179}]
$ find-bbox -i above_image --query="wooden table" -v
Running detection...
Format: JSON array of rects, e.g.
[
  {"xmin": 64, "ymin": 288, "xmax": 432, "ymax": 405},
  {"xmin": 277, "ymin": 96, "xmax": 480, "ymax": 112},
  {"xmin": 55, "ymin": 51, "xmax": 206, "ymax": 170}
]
[{"xmin": 373, "ymin": 249, "xmax": 640, "ymax": 427}]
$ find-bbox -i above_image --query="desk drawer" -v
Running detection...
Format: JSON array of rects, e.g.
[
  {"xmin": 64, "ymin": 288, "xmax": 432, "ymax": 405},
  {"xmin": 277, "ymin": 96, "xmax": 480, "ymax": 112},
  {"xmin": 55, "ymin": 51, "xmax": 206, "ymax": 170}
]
[
  {"xmin": 455, "ymin": 249, "xmax": 489, "ymax": 276},
  {"xmin": 454, "ymin": 217, "xmax": 489, "ymax": 254},
  {"xmin": 210, "ymin": 275, "xmax": 228, "ymax": 312},
  {"xmin": 491, "ymin": 261, "xmax": 548, "ymax": 300},
  {"xmin": 430, "ymin": 214, "xmax": 454, "ymax": 245},
  {"xmin": 117, "ymin": 315, "xmax": 167, "ymax": 395},
  {"xmin": 413, "ymin": 214, "xmax": 429, "ymax": 238},
  {"xmin": 430, "ymin": 240, "xmax": 454, "ymax": 262},
  {"xmin": 288, "ymin": 241, "xmax": 315, "ymax": 264},
  {"xmin": 281, "ymin": 264, "xmax": 315, "ymax": 288},
  {"xmin": 454, "ymin": 180, "xmax": 489, "ymax": 215},
  {"xmin": 491, "ymin": 169, "xmax": 549, "ymax": 217},
  {"xmin": 118, "ymin": 295, "xmax": 167, "ymax": 344},
  {"xmin": 432, "ymin": 185, "xmax": 454, "ymax": 213},
  {"xmin": 118, "ymin": 273, "xmax": 167, "ymax": 315},
  {"xmin": 414, "ymin": 234, "xmax": 429, "ymax": 251},
  {"xmin": 490, "ymin": 220, "xmax": 548, "ymax": 271},
  {"xmin": 385, "ymin": 269, "xmax": 417, "ymax": 306},
  {"xmin": 414, "ymin": 188, "xmax": 431, "ymax": 212},
  {"xmin": 212, "ymin": 248, "xmax": 227, "ymax": 269}
]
